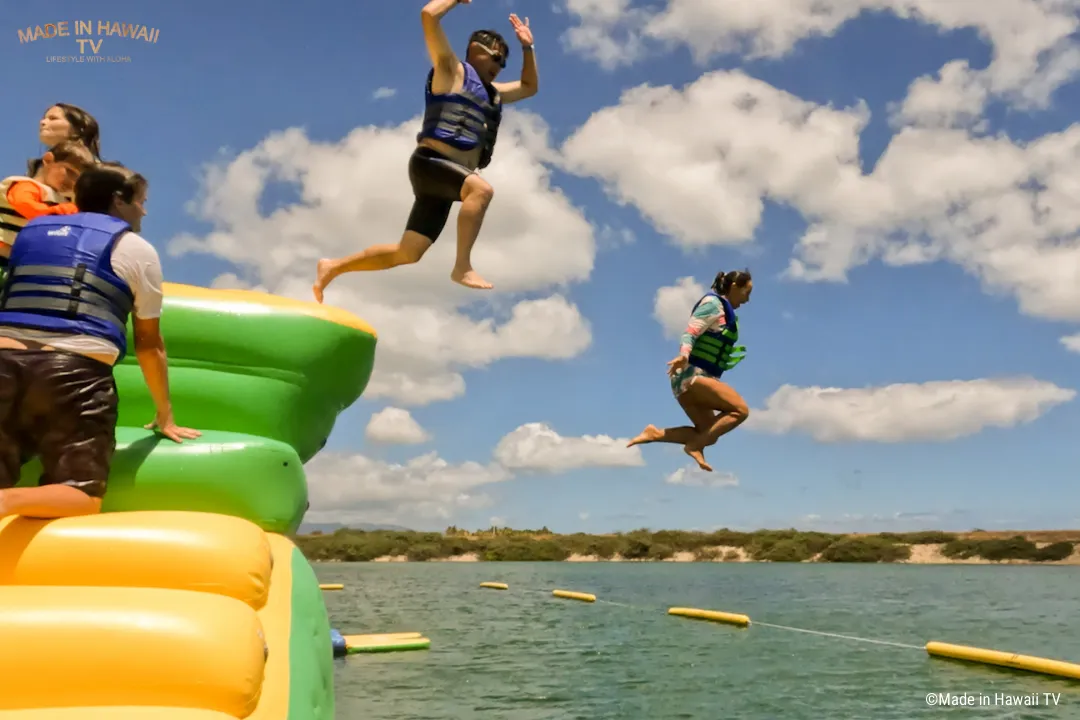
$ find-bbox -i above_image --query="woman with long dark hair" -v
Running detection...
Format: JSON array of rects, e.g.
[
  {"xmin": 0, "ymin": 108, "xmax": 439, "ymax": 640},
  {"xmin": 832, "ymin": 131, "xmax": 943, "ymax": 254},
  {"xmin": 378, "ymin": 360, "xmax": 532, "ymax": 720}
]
[{"xmin": 628, "ymin": 270, "xmax": 753, "ymax": 471}]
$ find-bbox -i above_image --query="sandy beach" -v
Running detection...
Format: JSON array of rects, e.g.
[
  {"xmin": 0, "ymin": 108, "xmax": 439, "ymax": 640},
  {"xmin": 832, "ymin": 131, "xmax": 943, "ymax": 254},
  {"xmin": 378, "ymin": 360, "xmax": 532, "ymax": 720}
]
[{"xmin": 356, "ymin": 542, "xmax": 1080, "ymax": 565}]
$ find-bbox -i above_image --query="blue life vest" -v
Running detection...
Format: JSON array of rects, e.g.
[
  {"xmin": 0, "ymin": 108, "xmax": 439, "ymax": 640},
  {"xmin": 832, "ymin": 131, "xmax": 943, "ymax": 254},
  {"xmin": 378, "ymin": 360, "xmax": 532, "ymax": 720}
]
[
  {"xmin": 687, "ymin": 292, "xmax": 746, "ymax": 377},
  {"xmin": 0, "ymin": 213, "xmax": 135, "ymax": 361},
  {"xmin": 417, "ymin": 61, "xmax": 502, "ymax": 169}
]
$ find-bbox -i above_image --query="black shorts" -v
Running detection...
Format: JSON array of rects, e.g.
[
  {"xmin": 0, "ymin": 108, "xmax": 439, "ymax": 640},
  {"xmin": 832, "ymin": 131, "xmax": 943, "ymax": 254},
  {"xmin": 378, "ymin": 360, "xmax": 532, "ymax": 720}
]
[
  {"xmin": 405, "ymin": 146, "xmax": 474, "ymax": 242},
  {"xmin": 0, "ymin": 348, "xmax": 119, "ymax": 499}
]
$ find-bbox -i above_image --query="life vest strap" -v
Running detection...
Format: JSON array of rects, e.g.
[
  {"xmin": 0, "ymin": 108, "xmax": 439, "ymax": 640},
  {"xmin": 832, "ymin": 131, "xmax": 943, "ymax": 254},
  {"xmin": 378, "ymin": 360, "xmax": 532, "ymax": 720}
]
[
  {"xmin": 11, "ymin": 264, "xmax": 133, "ymax": 312},
  {"xmin": 0, "ymin": 295, "xmax": 127, "ymax": 328}
]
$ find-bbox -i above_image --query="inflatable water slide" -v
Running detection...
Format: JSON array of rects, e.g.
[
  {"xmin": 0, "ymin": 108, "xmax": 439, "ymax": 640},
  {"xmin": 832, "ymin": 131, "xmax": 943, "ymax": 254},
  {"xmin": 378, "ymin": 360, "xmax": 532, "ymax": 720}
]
[{"xmin": 0, "ymin": 283, "xmax": 377, "ymax": 719}]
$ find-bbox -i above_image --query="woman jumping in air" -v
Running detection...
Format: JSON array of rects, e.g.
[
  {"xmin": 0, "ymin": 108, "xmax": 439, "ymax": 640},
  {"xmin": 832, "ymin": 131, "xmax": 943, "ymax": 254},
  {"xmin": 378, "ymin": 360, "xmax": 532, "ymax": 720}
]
[{"xmin": 628, "ymin": 270, "xmax": 753, "ymax": 471}]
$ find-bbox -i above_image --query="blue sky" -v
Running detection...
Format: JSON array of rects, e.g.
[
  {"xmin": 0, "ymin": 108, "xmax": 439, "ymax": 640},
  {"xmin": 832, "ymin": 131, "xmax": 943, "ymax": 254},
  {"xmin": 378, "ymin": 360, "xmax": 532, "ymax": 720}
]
[{"xmin": 5, "ymin": 0, "xmax": 1079, "ymax": 534}]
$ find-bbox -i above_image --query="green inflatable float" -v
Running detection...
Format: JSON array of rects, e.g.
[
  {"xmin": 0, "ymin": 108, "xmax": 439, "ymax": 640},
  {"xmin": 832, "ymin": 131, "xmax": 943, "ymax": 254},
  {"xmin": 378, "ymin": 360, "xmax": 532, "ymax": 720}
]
[
  {"xmin": 18, "ymin": 282, "xmax": 377, "ymax": 533},
  {"xmin": 14, "ymin": 282, "xmax": 378, "ymax": 718}
]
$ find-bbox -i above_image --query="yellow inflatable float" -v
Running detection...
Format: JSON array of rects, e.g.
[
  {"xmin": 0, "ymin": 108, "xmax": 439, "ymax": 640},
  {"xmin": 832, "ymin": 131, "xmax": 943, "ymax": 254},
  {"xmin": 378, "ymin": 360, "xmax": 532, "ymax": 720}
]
[{"xmin": 0, "ymin": 283, "xmax": 378, "ymax": 718}]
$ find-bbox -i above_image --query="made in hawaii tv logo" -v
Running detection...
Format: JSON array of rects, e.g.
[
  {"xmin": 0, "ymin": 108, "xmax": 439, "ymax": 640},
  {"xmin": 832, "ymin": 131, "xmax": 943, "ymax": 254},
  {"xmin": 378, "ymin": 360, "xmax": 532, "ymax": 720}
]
[{"xmin": 17, "ymin": 20, "xmax": 160, "ymax": 63}]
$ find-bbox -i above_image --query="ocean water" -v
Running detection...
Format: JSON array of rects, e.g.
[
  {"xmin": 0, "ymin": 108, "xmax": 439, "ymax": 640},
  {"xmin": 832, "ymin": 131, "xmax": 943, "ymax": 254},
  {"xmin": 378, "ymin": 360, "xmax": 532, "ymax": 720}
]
[{"xmin": 316, "ymin": 562, "xmax": 1080, "ymax": 719}]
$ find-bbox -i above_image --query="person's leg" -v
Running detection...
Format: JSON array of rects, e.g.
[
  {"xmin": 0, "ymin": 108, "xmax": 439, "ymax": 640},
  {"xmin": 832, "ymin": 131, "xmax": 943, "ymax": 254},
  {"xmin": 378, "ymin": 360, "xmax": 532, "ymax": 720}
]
[
  {"xmin": 678, "ymin": 378, "xmax": 749, "ymax": 470},
  {"xmin": 627, "ymin": 367, "xmax": 709, "ymax": 448},
  {"xmin": 313, "ymin": 147, "xmax": 471, "ymax": 301},
  {"xmin": 0, "ymin": 352, "xmax": 117, "ymax": 519},
  {"xmin": 0, "ymin": 351, "xmax": 23, "ymax": 496},
  {"xmin": 449, "ymin": 173, "xmax": 495, "ymax": 290}
]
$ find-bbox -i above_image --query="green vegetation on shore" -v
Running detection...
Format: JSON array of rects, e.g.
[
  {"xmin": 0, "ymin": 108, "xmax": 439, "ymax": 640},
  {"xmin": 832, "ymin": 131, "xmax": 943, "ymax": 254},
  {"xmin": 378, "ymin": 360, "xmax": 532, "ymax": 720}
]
[{"xmin": 293, "ymin": 526, "xmax": 1077, "ymax": 564}]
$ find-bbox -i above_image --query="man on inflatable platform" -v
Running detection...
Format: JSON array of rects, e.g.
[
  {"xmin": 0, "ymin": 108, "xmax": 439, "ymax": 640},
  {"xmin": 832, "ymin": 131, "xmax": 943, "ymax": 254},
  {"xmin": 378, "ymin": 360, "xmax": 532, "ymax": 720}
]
[
  {"xmin": 314, "ymin": 0, "xmax": 537, "ymax": 299},
  {"xmin": 0, "ymin": 163, "xmax": 199, "ymax": 520}
]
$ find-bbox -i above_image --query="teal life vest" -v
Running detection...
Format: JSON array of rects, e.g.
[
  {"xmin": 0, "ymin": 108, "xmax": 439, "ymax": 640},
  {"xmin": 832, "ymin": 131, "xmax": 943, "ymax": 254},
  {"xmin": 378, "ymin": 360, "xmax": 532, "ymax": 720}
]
[{"xmin": 687, "ymin": 292, "xmax": 745, "ymax": 377}]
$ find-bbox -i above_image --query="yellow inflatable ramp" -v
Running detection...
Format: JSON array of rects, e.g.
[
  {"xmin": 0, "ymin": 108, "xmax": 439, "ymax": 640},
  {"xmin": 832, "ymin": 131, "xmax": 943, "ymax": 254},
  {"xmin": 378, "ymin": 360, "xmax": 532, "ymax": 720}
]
[{"xmin": 0, "ymin": 511, "xmax": 333, "ymax": 718}]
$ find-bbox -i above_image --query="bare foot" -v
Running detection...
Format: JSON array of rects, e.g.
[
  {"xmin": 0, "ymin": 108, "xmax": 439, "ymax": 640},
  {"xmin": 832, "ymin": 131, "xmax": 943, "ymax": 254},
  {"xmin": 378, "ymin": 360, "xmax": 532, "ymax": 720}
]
[
  {"xmin": 683, "ymin": 445, "xmax": 713, "ymax": 472},
  {"xmin": 627, "ymin": 424, "xmax": 663, "ymax": 447},
  {"xmin": 451, "ymin": 268, "xmax": 493, "ymax": 290},
  {"xmin": 313, "ymin": 259, "xmax": 335, "ymax": 303}
]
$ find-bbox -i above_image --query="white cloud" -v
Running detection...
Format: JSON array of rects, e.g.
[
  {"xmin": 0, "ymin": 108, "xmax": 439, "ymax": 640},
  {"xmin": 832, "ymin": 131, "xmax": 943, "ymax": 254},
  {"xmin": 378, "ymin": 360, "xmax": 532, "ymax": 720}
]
[
  {"xmin": 1062, "ymin": 334, "xmax": 1080, "ymax": 353},
  {"xmin": 304, "ymin": 451, "xmax": 510, "ymax": 526},
  {"xmin": 560, "ymin": 68, "xmax": 1080, "ymax": 325},
  {"xmin": 372, "ymin": 87, "xmax": 396, "ymax": 100},
  {"xmin": 168, "ymin": 112, "xmax": 596, "ymax": 405},
  {"xmin": 492, "ymin": 422, "xmax": 645, "ymax": 472},
  {"xmin": 748, "ymin": 378, "xmax": 1076, "ymax": 442},
  {"xmin": 489, "ymin": 516, "xmax": 507, "ymax": 527},
  {"xmin": 561, "ymin": 0, "xmax": 1080, "ymax": 122},
  {"xmin": 665, "ymin": 465, "xmax": 739, "ymax": 487},
  {"xmin": 653, "ymin": 276, "xmax": 705, "ymax": 338},
  {"xmin": 579, "ymin": 511, "xmax": 590, "ymax": 520},
  {"xmin": 365, "ymin": 407, "xmax": 431, "ymax": 445}
]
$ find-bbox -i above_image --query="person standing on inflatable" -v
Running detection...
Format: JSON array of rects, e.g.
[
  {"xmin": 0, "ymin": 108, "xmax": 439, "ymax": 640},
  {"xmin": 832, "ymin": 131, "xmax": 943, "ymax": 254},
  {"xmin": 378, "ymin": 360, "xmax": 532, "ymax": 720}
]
[
  {"xmin": 628, "ymin": 271, "xmax": 754, "ymax": 472},
  {"xmin": 0, "ymin": 163, "xmax": 199, "ymax": 521},
  {"xmin": 314, "ymin": 0, "xmax": 537, "ymax": 300}
]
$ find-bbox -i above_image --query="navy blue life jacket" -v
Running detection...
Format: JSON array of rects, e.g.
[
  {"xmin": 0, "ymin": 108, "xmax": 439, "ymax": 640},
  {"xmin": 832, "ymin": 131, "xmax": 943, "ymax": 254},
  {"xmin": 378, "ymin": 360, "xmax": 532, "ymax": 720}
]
[
  {"xmin": 0, "ymin": 213, "xmax": 135, "ymax": 361},
  {"xmin": 417, "ymin": 61, "xmax": 502, "ymax": 168}
]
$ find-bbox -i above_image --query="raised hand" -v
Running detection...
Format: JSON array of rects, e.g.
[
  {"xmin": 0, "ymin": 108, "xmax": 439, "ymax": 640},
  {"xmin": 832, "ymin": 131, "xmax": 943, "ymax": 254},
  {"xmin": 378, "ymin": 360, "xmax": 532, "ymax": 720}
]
[{"xmin": 509, "ymin": 14, "xmax": 533, "ymax": 46}]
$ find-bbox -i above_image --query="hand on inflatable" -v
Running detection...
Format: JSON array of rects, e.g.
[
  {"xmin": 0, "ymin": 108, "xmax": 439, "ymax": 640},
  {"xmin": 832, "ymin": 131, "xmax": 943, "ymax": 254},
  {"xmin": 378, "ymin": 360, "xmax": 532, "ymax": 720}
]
[
  {"xmin": 510, "ymin": 14, "xmax": 532, "ymax": 46},
  {"xmin": 145, "ymin": 411, "xmax": 202, "ymax": 443},
  {"xmin": 666, "ymin": 355, "xmax": 687, "ymax": 377}
]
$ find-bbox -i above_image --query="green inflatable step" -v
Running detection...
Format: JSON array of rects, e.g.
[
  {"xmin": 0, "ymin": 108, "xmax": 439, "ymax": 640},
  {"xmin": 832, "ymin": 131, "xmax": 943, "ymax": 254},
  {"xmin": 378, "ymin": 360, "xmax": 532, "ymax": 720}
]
[
  {"xmin": 17, "ymin": 427, "xmax": 308, "ymax": 534},
  {"xmin": 114, "ymin": 284, "xmax": 377, "ymax": 462}
]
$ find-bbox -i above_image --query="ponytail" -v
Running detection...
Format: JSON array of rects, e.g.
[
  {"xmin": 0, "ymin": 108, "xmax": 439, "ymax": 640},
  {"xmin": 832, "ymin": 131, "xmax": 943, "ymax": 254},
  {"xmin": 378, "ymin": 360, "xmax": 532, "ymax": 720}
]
[{"xmin": 711, "ymin": 268, "xmax": 752, "ymax": 295}]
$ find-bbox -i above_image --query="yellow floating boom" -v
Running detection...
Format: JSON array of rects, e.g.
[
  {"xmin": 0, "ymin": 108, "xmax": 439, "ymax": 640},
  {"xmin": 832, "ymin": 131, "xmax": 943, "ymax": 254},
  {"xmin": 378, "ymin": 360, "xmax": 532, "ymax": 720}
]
[
  {"xmin": 668, "ymin": 607, "xmax": 751, "ymax": 627},
  {"xmin": 925, "ymin": 641, "xmax": 1080, "ymax": 680},
  {"xmin": 553, "ymin": 589, "xmax": 595, "ymax": 603},
  {"xmin": 319, "ymin": 584, "xmax": 344, "ymax": 591},
  {"xmin": 479, "ymin": 582, "xmax": 508, "ymax": 590}
]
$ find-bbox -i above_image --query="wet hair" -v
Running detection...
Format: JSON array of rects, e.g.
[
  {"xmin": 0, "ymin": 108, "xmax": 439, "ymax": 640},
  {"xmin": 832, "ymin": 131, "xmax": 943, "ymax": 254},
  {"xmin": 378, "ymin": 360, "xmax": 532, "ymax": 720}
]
[
  {"xmin": 28, "ymin": 103, "xmax": 102, "ymax": 175},
  {"xmin": 74, "ymin": 162, "xmax": 147, "ymax": 214},
  {"xmin": 467, "ymin": 29, "xmax": 509, "ymax": 65},
  {"xmin": 711, "ymin": 269, "xmax": 752, "ymax": 295},
  {"xmin": 42, "ymin": 140, "xmax": 96, "ymax": 171}
]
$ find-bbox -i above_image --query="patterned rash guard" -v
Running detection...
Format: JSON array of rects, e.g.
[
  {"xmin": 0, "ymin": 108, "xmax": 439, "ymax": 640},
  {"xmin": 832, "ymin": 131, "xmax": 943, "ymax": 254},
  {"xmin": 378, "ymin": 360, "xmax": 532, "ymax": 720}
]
[{"xmin": 669, "ymin": 293, "xmax": 725, "ymax": 397}]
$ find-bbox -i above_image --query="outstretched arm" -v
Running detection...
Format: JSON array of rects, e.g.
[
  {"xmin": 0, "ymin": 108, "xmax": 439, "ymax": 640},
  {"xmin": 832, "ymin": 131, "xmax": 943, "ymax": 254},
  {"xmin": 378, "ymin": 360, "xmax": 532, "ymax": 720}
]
[
  {"xmin": 420, "ymin": 0, "xmax": 463, "ymax": 70},
  {"xmin": 494, "ymin": 14, "xmax": 538, "ymax": 104}
]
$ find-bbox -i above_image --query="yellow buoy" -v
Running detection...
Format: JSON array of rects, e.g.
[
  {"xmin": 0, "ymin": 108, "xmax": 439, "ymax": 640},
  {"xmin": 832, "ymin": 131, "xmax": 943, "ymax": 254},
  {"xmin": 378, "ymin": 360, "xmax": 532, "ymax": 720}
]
[
  {"xmin": 319, "ymin": 583, "xmax": 344, "ymax": 591},
  {"xmin": 668, "ymin": 607, "xmax": 750, "ymax": 627},
  {"xmin": 553, "ymin": 589, "xmax": 595, "ymax": 602},
  {"xmin": 479, "ymin": 582, "xmax": 508, "ymax": 590},
  {"xmin": 343, "ymin": 633, "xmax": 430, "ymax": 654},
  {"xmin": 926, "ymin": 641, "xmax": 1080, "ymax": 680}
]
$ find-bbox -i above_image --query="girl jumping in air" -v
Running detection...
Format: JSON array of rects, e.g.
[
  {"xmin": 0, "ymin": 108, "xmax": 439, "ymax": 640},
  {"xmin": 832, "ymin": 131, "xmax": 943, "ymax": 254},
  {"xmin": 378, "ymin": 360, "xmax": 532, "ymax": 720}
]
[{"xmin": 628, "ymin": 270, "xmax": 753, "ymax": 471}]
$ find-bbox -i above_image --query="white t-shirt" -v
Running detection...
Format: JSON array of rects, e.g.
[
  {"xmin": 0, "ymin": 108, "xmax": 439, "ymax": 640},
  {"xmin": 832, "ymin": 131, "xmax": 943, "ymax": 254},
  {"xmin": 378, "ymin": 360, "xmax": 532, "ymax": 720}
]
[{"xmin": 0, "ymin": 231, "xmax": 164, "ymax": 364}]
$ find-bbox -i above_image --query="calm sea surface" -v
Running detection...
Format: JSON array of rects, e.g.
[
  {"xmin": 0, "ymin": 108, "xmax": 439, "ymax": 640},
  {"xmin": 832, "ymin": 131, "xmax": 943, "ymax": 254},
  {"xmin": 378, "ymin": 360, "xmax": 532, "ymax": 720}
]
[{"xmin": 315, "ymin": 562, "xmax": 1080, "ymax": 719}]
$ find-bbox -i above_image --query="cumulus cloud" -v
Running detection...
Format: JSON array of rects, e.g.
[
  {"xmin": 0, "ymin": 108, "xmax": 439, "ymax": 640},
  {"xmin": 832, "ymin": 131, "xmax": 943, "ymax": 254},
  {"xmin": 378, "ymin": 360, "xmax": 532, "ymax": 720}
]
[
  {"xmin": 365, "ymin": 407, "xmax": 431, "ymax": 445},
  {"xmin": 305, "ymin": 422, "xmax": 646, "ymax": 526},
  {"xmin": 653, "ymin": 276, "xmax": 705, "ymax": 338},
  {"xmin": 1061, "ymin": 334, "xmax": 1080, "ymax": 353},
  {"xmin": 561, "ymin": 0, "xmax": 1080, "ymax": 122},
  {"xmin": 304, "ymin": 451, "xmax": 509, "ymax": 526},
  {"xmin": 493, "ymin": 422, "xmax": 645, "ymax": 472},
  {"xmin": 168, "ymin": 112, "xmax": 596, "ymax": 405},
  {"xmin": 372, "ymin": 87, "xmax": 396, "ymax": 100},
  {"xmin": 560, "ymin": 68, "xmax": 1080, "ymax": 325},
  {"xmin": 664, "ymin": 465, "xmax": 739, "ymax": 487},
  {"xmin": 747, "ymin": 378, "xmax": 1076, "ymax": 442}
]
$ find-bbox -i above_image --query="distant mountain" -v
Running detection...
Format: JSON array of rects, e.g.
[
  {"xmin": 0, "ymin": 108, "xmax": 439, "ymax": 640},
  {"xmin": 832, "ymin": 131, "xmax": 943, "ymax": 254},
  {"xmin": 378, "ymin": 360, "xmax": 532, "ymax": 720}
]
[{"xmin": 297, "ymin": 522, "xmax": 414, "ymax": 534}]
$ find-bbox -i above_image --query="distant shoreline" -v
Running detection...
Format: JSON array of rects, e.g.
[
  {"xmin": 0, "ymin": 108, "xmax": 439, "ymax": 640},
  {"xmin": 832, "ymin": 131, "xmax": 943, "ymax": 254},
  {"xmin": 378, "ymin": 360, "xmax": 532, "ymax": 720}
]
[
  {"xmin": 296, "ymin": 528, "xmax": 1080, "ymax": 565},
  {"xmin": 315, "ymin": 544, "xmax": 1080, "ymax": 564}
]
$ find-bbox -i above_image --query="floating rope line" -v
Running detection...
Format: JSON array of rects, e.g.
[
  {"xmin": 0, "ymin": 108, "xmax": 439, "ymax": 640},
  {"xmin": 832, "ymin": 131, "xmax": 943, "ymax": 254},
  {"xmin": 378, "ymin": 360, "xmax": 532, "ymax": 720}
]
[{"xmin": 752, "ymin": 621, "xmax": 923, "ymax": 650}]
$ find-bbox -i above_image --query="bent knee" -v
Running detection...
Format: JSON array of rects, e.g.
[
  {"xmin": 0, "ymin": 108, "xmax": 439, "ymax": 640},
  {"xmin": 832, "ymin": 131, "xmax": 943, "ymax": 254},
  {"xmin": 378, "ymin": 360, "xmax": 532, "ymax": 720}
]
[
  {"xmin": 395, "ymin": 241, "xmax": 429, "ymax": 264},
  {"xmin": 463, "ymin": 176, "xmax": 494, "ymax": 205},
  {"xmin": 730, "ymin": 403, "xmax": 750, "ymax": 422}
]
